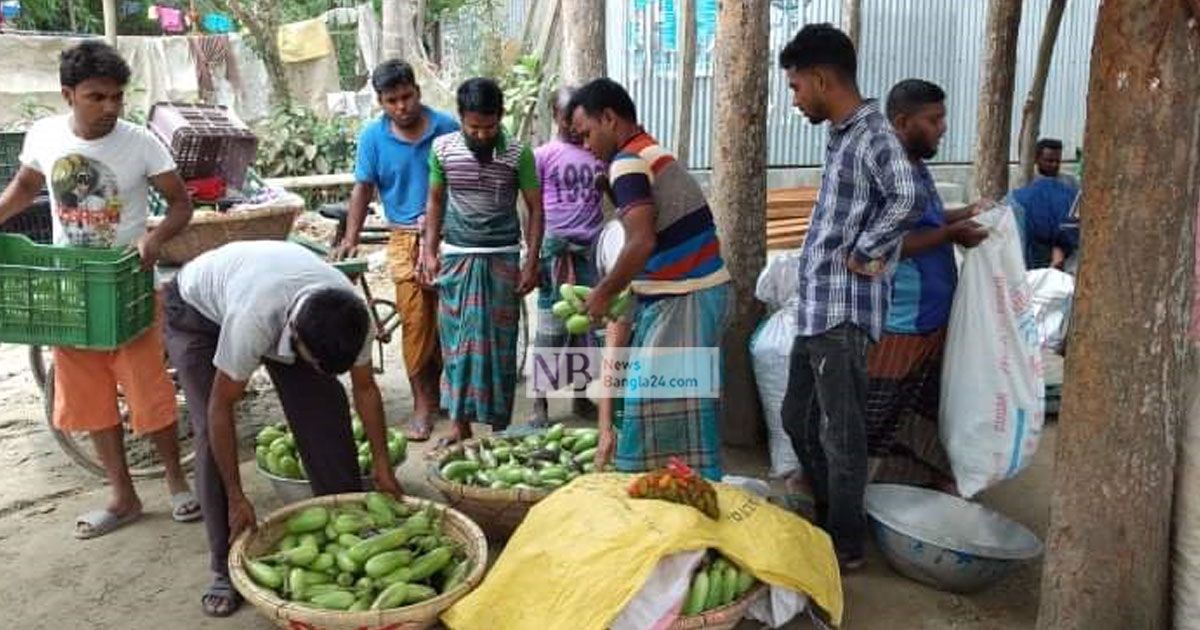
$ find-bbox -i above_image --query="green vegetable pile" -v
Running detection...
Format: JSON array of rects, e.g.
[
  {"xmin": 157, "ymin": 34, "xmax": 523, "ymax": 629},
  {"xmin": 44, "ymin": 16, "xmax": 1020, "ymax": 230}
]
[
  {"xmin": 437, "ymin": 423, "xmax": 606, "ymax": 490},
  {"xmin": 243, "ymin": 494, "xmax": 473, "ymax": 611},
  {"xmin": 552, "ymin": 283, "xmax": 633, "ymax": 334},
  {"xmin": 681, "ymin": 552, "xmax": 760, "ymax": 616},
  {"xmin": 255, "ymin": 420, "xmax": 407, "ymax": 480}
]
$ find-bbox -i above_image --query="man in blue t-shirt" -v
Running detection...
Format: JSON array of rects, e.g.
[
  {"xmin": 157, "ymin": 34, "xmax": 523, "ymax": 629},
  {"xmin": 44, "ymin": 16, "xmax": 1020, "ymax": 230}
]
[
  {"xmin": 333, "ymin": 60, "xmax": 459, "ymax": 441},
  {"xmin": 1009, "ymin": 138, "xmax": 1080, "ymax": 270},
  {"xmin": 864, "ymin": 79, "xmax": 988, "ymax": 493}
]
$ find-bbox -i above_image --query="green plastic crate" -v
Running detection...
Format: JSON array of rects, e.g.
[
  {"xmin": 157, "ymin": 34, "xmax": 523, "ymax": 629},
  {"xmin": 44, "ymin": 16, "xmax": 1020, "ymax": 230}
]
[{"xmin": 0, "ymin": 234, "xmax": 155, "ymax": 348}]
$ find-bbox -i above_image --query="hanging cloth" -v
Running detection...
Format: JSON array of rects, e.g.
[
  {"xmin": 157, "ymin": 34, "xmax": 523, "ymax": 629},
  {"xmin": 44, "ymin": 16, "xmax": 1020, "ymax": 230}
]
[
  {"xmin": 188, "ymin": 34, "xmax": 236, "ymax": 101},
  {"xmin": 157, "ymin": 5, "xmax": 185, "ymax": 34},
  {"xmin": 276, "ymin": 18, "xmax": 334, "ymax": 63}
]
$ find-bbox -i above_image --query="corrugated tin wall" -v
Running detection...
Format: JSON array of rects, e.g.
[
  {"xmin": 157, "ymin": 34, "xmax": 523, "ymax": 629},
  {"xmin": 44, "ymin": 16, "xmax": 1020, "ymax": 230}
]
[{"xmin": 606, "ymin": 0, "xmax": 1100, "ymax": 169}]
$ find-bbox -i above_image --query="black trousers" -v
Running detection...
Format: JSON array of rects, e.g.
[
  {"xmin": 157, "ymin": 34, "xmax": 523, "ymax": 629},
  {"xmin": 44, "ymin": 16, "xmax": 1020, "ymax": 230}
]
[
  {"xmin": 780, "ymin": 323, "xmax": 871, "ymax": 559},
  {"xmin": 162, "ymin": 282, "xmax": 362, "ymax": 576}
]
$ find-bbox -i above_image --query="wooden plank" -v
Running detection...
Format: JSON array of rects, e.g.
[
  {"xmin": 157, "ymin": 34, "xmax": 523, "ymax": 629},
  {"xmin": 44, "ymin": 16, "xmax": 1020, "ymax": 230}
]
[{"xmin": 264, "ymin": 173, "xmax": 356, "ymax": 189}]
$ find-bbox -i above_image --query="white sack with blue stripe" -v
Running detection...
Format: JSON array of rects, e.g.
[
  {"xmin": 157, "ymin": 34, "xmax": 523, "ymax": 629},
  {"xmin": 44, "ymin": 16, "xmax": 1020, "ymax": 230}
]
[{"xmin": 940, "ymin": 205, "xmax": 1044, "ymax": 498}]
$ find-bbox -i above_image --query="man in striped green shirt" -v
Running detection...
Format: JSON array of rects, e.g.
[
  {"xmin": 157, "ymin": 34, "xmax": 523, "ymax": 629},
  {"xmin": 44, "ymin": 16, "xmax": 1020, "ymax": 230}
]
[{"xmin": 421, "ymin": 78, "xmax": 544, "ymax": 444}]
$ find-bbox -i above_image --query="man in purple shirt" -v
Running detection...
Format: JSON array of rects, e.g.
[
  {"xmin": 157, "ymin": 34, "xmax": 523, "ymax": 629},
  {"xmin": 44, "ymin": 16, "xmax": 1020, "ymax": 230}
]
[{"xmin": 530, "ymin": 87, "xmax": 606, "ymax": 424}]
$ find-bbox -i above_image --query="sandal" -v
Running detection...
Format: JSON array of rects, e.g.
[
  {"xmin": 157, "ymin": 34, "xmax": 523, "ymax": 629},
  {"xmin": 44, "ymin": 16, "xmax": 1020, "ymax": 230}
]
[
  {"xmin": 201, "ymin": 574, "xmax": 243, "ymax": 618},
  {"xmin": 170, "ymin": 491, "xmax": 202, "ymax": 523},
  {"xmin": 75, "ymin": 507, "xmax": 143, "ymax": 540},
  {"xmin": 404, "ymin": 416, "xmax": 435, "ymax": 442}
]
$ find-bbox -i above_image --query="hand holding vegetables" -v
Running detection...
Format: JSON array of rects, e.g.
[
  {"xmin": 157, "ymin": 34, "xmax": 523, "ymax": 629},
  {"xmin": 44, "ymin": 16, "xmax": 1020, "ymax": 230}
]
[{"xmin": 552, "ymin": 284, "xmax": 632, "ymax": 333}]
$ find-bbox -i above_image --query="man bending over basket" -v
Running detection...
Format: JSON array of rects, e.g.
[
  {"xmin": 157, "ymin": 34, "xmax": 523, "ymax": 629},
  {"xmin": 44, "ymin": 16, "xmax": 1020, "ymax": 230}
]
[
  {"xmin": 0, "ymin": 41, "xmax": 199, "ymax": 539},
  {"xmin": 163, "ymin": 240, "xmax": 404, "ymax": 617}
]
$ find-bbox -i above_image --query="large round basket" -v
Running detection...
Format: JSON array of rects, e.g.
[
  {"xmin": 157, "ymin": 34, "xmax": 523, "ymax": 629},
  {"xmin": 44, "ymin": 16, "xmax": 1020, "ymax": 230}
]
[
  {"xmin": 426, "ymin": 437, "xmax": 552, "ymax": 541},
  {"xmin": 149, "ymin": 204, "xmax": 302, "ymax": 265},
  {"xmin": 229, "ymin": 493, "xmax": 488, "ymax": 630},
  {"xmin": 668, "ymin": 583, "xmax": 768, "ymax": 630}
]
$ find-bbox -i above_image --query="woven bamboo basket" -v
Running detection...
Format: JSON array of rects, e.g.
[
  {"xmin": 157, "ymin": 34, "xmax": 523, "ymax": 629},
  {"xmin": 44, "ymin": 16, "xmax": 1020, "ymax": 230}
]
[
  {"xmin": 426, "ymin": 438, "xmax": 553, "ymax": 541},
  {"xmin": 668, "ymin": 583, "xmax": 768, "ymax": 630},
  {"xmin": 148, "ymin": 203, "xmax": 302, "ymax": 265},
  {"xmin": 229, "ymin": 493, "xmax": 488, "ymax": 630}
]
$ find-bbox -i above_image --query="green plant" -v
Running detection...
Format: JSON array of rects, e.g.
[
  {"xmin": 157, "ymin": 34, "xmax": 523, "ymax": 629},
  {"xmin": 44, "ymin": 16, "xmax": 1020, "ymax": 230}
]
[
  {"xmin": 254, "ymin": 104, "xmax": 360, "ymax": 178},
  {"xmin": 3, "ymin": 97, "xmax": 56, "ymax": 132},
  {"xmin": 500, "ymin": 54, "xmax": 552, "ymax": 142}
]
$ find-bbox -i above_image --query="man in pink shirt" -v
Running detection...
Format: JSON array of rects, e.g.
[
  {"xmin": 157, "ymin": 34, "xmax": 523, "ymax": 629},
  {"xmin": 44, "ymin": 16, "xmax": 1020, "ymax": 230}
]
[{"xmin": 530, "ymin": 87, "xmax": 606, "ymax": 424}]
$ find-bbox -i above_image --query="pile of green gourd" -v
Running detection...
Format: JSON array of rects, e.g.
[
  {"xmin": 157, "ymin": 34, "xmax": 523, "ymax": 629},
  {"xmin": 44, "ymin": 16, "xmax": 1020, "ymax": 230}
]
[
  {"xmin": 242, "ymin": 494, "xmax": 472, "ymax": 611},
  {"xmin": 255, "ymin": 420, "xmax": 407, "ymax": 480},
  {"xmin": 551, "ymin": 284, "xmax": 633, "ymax": 334},
  {"xmin": 681, "ymin": 552, "xmax": 760, "ymax": 616}
]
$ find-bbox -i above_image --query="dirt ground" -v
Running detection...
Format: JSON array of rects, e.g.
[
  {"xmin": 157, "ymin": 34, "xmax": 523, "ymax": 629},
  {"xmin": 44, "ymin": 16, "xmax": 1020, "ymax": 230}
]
[{"xmin": 0, "ymin": 233, "xmax": 1054, "ymax": 629}]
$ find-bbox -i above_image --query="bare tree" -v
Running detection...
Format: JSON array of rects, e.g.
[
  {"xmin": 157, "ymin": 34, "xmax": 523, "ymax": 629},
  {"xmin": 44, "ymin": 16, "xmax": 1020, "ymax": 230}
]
[
  {"xmin": 215, "ymin": 0, "xmax": 291, "ymax": 103},
  {"xmin": 710, "ymin": 0, "xmax": 769, "ymax": 447},
  {"xmin": 972, "ymin": 0, "xmax": 1023, "ymax": 200},
  {"xmin": 673, "ymin": 0, "xmax": 697, "ymax": 166},
  {"xmin": 561, "ymin": 0, "xmax": 606, "ymax": 85},
  {"xmin": 1036, "ymin": 2, "xmax": 1200, "ymax": 628},
  {"xmin": 1017, "ymin": 0, "xmax": 1067, "ymax": 184},
  {"xmin": 380, "ymin": 0, "xmax": 455, "ymax": 111}
]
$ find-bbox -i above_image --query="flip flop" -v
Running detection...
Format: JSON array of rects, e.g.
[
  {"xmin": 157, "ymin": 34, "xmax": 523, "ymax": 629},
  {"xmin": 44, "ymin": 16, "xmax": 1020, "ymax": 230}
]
[
  {"xmin": 404, "ymin": 417, "xmax": 435, "ymax": 442},
  {"xmin": 74, "ymin": 508, "xmax": 143, "ymax": 540},
  {"xmin": 201, "ymin": 574, "xmax": 243, "ymax": 618},
  {"xmin": 170, "ymin": 491, "xmax": 203, "ymax": 523}
]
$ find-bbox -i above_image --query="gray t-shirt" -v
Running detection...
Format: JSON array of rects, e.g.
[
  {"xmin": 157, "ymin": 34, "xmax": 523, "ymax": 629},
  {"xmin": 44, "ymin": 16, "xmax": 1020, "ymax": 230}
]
[{"xmin": 177, "ymin": 240, "xmax": 372, "ymax": 381}]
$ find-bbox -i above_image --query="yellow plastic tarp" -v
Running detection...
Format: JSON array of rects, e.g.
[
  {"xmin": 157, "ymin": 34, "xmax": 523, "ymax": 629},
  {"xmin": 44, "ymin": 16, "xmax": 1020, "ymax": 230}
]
[
  {"xmin": 276, "ymin": 18, "xmax": 334, "ymax": 64},
  {"xmin": 443, "ymin": 474, "xmax": 843, "ymax": 629}
]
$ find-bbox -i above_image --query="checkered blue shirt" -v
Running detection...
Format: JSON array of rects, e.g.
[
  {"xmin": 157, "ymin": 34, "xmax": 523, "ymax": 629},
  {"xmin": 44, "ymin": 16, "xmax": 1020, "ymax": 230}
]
[{"xmin": 796, "ymin": 101, "xmax": 920, "ymax": 341}]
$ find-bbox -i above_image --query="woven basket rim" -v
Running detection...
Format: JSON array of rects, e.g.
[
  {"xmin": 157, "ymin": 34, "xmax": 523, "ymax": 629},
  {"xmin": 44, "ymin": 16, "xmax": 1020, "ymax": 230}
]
[
  {"xmin": 228, "ymin": 493, "xmax": 488, "ymax": 627},
  {"xmin": 148, "ymin": 205, "xmax": 302, "ymax": 225},
  {"xmin": 669, "ymin": 583, "xmax": 769, "ymax": 629}
]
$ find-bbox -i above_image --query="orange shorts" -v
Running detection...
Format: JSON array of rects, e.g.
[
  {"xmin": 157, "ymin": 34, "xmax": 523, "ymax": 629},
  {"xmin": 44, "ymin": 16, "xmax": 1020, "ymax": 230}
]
[{"xmin": 52, "ymin": 303, "xmax": 177, "ymax": 436}]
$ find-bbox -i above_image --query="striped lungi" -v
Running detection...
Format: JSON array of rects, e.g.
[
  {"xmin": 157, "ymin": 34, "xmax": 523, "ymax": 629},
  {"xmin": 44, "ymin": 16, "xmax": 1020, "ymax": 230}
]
[
  {"xmin": 437, "ymin": 251, "xmax": 521, "ymax": 429},
  {"xmin": 616, "ymin": 282, "xmax": 730, "ymax": 481},
  {"xmin": 864, "ymin": 328, "xmax": 952, "ymax": 486}
]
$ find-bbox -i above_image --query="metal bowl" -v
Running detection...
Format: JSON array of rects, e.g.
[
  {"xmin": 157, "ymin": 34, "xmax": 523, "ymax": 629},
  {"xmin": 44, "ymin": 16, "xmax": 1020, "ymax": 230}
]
[
  {"xmin": 865, "ymin": 483, "xmax": 1043, "ymax": 593},
  {"xmin": 256, "ymin": 466, "xmax": 376, "ymax": 506}
]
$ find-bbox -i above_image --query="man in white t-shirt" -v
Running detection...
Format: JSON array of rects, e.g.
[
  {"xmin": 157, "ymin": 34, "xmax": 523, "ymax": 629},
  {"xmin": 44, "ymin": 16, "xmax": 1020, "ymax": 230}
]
[
  {"xmin": 164, "ymin": 240, "xmax": 403, "ymax": 617},
  {"xmin": 0, "ymin": 41, "xmax": 197, "ymax": 541}
]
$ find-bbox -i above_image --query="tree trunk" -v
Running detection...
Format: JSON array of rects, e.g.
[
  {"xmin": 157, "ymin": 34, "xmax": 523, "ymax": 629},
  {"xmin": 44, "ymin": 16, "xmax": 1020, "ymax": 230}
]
[
  {"xmin": 972, "ymin": 0, "xmax": 1023, "ymax": 200},
  {"xmin": 841, "ymin": 0, "xmax": 861, "ymax": 49},
  {"xmin": 103, "ymin": 0, "xmax": 117, "ymax": 44},
  {"xmin": 222, "ymin": 0, "xmax": 291, "ymax": 104},
  {"xmin": 1017, "ymin": 0, "xmax": 1067, "ymax": 185},
  {"xmin": 673, "ymin": 0, "xmax": 697, "ymax": 166},
  {"xmin": 382, "ymin": 0, "xmax": 403, "ymax": 62},
  {"xmin": 378, "ymin": 0, "xmax": 454, "ymax": 111},
  {"xmin": 1035, "ymin": 2, "xmax": 1200, "ymax": 629},
  {"xmin": 560, "ymin": 0, "xmax": 606, "ymax": 85},
  {"xmin": 711, "ymin": 0, "xmax": 768, "ymax": 448}
]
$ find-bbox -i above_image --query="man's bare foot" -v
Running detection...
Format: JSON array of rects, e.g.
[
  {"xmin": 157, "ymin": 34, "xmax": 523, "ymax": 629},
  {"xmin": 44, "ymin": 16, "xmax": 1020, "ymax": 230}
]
[{"xmin": 435, "ymin": 421, "xmax": 473, "ymax": 450}]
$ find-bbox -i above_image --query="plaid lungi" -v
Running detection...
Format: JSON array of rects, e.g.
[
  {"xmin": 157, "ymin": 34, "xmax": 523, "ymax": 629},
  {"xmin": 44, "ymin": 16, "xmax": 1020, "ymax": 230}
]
[
  {"xmin": 438, "ymin": 252, "xmax": 521, "ymax": 429},
  {"xmin": 616, "ymin": 282, "xmax": 730, "ymax": 481},
  {"xmin": 533, "ymin": 235, "xmax": 599, "ymax": 393},
  {"xmin": 864, "ymin": 328, "xmax": 953, "ymax": 486}
]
